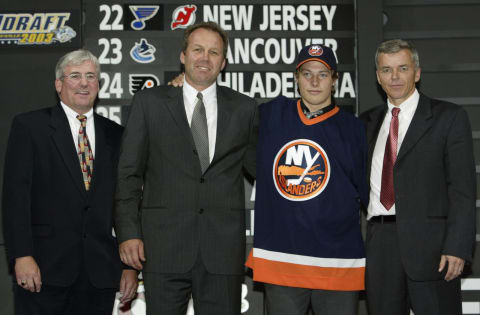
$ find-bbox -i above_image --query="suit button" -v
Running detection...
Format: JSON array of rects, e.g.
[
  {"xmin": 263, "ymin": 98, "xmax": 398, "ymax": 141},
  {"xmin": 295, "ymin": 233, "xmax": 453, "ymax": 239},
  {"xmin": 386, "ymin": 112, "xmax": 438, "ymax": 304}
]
[
  {"xmin": 84, "ymin": 206, "xmax": 90, "ymax": 212},
  {"xmin": 198, "ymin": 208, "xmax": 204, "ymax": 214},
  {"xmin": 83, "ymin": 233, "xmax": 87, "ymax": 238},
  {"xmin": 200, "ymin": 177, "xmax": 205, "ymax": 183},
  {"xmin": 193, "ymin": 149, "xmax": 198, "ymax": 156}
]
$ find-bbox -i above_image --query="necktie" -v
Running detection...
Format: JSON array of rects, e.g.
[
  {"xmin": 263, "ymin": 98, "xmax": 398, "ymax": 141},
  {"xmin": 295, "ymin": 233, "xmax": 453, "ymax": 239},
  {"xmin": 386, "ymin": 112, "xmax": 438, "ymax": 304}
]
[
  {"xmin": 76, "ymin": 115, "xmax": 94, "ymax": 190},
  {"xmin": 380, "ymin": 107, "xmax": 400, "ymax": 210},
  {"xmin": 190, "ymin": 92, "xmax": 209, "ymax": 173}
]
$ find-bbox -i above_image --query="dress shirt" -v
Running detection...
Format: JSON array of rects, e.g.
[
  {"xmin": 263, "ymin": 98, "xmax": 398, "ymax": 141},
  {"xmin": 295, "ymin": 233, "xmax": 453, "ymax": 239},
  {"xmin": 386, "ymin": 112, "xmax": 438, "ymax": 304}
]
[
  {"xmin": 367, "ymin": 89, "xmax": 419, "ymax": 219},
  {"xmin": 60, "ymin": 102, "xmax": 95, "ymax": 157},
  {"xmin": 183, "ymin": 80, "xmax": 217, "ymax": 163}
]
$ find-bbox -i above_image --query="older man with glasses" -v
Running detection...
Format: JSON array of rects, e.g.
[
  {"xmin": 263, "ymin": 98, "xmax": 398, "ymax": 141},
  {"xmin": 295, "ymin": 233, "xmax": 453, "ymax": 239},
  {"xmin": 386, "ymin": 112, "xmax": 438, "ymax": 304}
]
[{"xmin": 2, "ymin": 49, "xmax": 137, "ymax": 315}]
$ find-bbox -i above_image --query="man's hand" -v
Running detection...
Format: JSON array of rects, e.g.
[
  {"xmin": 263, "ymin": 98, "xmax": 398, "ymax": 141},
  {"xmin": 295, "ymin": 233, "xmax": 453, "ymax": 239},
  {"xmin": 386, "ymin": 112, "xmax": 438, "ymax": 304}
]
[
  {"xmin": 439, "ymin": 255, "xmax": 465, "ymax": 281},
  {"xmin": 119, "ymin": 239, "xmax": 146, "ymax": 270},
  {"xmin": 119, "ymin": 269, "xmax": 138, "ymax": 303},
  {"xmin": 167, "ymin": 73, "xmax": 185, "ymax": 87},
  {"xmin": 15, "ymin": 256, "xmax": 41, "ymax": 292}
]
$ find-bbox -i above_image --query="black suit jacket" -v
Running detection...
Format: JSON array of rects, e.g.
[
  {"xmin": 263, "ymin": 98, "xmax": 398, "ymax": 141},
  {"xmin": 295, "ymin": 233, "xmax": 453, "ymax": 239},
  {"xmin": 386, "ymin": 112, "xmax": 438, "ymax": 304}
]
[
  {"xmin": 2, "ymin": 105, "xmax": 124, "ymax": 288},
  {"xmin": 115, "ymin": 85, "xmax": 258, "ymax": 275},
  {"xmin": 361, "ymin": 93, "xmax": 476, "ymax": 280}
]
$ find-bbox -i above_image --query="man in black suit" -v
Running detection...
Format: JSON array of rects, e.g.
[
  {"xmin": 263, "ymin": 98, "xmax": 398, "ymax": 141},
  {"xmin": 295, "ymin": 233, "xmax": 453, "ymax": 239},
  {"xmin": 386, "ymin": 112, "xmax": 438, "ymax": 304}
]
[
  {"xmin": 2, "ymin": 49, "xmax": 137, "ymax": 315},
  {"xmin": 361, "ymin": 39, "xmax": 476, "ymax": 315},
  {"xmin": 115, "ymin": 22, "xmax": 257, "ymax": 315}
]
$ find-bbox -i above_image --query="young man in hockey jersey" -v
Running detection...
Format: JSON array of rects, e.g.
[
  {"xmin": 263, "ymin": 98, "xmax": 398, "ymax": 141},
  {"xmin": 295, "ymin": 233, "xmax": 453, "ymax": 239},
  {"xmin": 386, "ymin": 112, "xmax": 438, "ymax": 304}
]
[{"xmin": 246, "ymin": 44, "xmax": 368, "ymax": 315}]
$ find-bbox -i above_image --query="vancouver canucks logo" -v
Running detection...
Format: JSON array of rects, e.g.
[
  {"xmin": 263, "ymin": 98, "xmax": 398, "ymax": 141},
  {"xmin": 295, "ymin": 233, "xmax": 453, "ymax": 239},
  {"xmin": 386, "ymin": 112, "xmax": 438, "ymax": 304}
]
[
  {"xmin": 273, "ymin": 139, "xmax": 330, "ymax": 201},
  {"xmin": 130, "ymin": 38, "xmax": 156, "ymax": 63}
]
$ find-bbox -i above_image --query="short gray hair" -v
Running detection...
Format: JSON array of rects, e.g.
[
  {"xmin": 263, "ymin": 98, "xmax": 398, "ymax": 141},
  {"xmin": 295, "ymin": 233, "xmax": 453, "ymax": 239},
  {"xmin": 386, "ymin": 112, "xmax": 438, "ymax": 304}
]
[
  {"xmin": 375, "ymin": 39, "xmax": 420, "ymax": 69},
  {"xmin": 55, "ymin": 49, "xmax": 100, "ymax": 79}
]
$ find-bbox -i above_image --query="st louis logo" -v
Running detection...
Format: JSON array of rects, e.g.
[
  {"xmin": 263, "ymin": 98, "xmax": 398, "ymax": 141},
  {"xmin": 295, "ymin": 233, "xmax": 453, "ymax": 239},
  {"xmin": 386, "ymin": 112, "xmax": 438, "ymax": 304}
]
[
  {"xmin": 273, "ymin": 139, "xmax": 330, "ymax": 201},
  {"xmin": 129, "ymin": 6, "xmax": 159, "ymax": 30},
  {"xmin": 171, "ymin": 5, "xmax": 197, "ymax": 30},
  {"xmin": 130, "ymin": 38, "xmax": 156, "ymax": 63}
]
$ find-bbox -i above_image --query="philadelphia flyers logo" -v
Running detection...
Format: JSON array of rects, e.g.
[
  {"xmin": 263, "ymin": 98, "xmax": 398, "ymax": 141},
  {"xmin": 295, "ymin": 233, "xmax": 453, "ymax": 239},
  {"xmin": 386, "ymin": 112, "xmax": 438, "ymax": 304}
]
[
  {"xmin": 273, "ymin": 139, "xmax": 330, "ymax": 201},
  {"xmin": 308, "ymin": 45, "xmax": 323, "ymax": 57}
]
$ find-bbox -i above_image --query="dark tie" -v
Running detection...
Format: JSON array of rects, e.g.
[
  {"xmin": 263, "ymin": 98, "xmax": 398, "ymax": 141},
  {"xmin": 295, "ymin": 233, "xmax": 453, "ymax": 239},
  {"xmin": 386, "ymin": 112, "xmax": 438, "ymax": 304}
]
[
  {"xmin": 76, "ymin": 115, "xmax": 94, "ymax": 190},
  {"xmin": 190, "ymin": 92, "xmax": 209, "ymax": 173},
  {"xmin": 380, "ymin": 107, "xmax": 400, "ymax": 210}
]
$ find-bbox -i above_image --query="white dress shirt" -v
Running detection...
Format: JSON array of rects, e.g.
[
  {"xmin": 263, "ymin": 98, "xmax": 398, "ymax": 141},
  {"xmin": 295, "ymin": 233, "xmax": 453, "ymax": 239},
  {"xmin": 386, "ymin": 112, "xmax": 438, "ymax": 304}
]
[
  {"xmin": 367, "ymin": 89, "xmax": 419, "ymax": 219},
  {"xmin": 60, "ymin": 102, "xmax": 96, "ymax": 157},
  {"xmin": 182, "ymin": 80, "xmax": 218, "ymax": 163}
]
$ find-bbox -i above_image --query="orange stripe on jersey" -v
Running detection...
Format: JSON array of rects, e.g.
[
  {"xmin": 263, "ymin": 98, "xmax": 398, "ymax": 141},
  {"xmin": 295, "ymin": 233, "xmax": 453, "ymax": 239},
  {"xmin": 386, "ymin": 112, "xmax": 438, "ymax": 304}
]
[
  {"xmin": 297, "ymin": 99, "xmax": 339, "ymax": 125},
  {"xmin": 245, "ymin": 249, "xmax": 254, "ymax": 268},
  {"xmin": 246, "ymin": 255, "xmax": 364, "ymax": 291}
]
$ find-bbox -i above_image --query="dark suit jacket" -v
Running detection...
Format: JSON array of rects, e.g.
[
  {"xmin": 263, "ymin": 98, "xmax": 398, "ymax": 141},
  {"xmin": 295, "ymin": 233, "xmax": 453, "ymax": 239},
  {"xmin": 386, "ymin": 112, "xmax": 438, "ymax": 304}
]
[
  {"xmin": 361, "ymin": 93, "xmax": 476, "ymax": 281},
  {"xmin": 2, "ymin": 105, "xmax": 124, "ymax": 288},
  {"xmin": 115, "ymin": 85, "xmax": 258, "ymax": 275}
]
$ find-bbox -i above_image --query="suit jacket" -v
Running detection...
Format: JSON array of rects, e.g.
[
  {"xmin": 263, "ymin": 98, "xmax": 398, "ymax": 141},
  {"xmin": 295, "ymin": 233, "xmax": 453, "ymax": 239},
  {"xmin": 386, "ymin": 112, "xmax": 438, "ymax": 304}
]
[
  {"xmin": 2, "ymin": 104, "xmax": 124, "ymax": 288},
  {"xmin": 115, "ymin": 85, "xmax": 258, "ymax": 275},
  {"xmin": 361, "ymin": 93, "xmax": 476, "ymax": 281}
]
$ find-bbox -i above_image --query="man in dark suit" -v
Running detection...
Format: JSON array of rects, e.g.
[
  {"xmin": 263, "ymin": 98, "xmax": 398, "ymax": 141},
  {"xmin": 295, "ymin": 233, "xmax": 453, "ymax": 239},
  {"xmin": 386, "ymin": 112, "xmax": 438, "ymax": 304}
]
[
  {"xmin": 2, "ymin": 49, "xmax": 137, "ymax": 315},
  {"xmin": 115, "ymin": 22, "xmax": 257, "ymax": 314},
  {"xmin": 361, "ymin": 39, "xmax": 476, "ymax": 315}
]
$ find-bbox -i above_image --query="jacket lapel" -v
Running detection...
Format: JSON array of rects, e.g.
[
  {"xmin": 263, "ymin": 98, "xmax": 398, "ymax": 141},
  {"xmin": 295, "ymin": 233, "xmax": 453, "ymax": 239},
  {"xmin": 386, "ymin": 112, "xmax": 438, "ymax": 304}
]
[
  {"xmin": 210, "ymin": 86, "xmax": 231, "ymax": 167},
  {"xmin": 396, "ymin": 94, "xmax": 433, "ymax": 162},
  {"xmin": 365, "ymin": 106, "xmax": 387, "ymax": 178},
  {"xmin": 165, "ymin": 87, "xmax": 196, "ymax": 149},
  {"xmin": 164, "ymin": 86, "xmax": 232, "ymax": 174},
  {"xmin": 87, "ymin": 114, "xmax": 112, "ymax": 199},
  {"xmin": 49, "ymin": 105, "xmax": 88, "ymax": 199}
]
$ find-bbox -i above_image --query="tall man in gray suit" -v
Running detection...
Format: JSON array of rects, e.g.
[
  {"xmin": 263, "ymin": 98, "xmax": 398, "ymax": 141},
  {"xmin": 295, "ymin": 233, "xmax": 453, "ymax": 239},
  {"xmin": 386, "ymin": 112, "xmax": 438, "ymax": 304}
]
[
  {"xmin": 115, "ymin": 22, "xmax": 257, "ymax": 315},
  {"xmin": 361, "ymin": 39, "xmax": 476, "ymax": 315}
]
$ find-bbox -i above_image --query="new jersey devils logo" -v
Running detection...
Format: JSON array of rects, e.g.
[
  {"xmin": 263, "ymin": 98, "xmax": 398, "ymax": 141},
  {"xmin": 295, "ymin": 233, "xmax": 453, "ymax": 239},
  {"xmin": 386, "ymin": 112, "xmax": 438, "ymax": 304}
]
[
  {"xmin": 273, "ymin": 139, "xmax": 330, "ymax": 201},
  {"xmin": 171, "ymin": 5, "xmax": 197, "ymax": 30}
]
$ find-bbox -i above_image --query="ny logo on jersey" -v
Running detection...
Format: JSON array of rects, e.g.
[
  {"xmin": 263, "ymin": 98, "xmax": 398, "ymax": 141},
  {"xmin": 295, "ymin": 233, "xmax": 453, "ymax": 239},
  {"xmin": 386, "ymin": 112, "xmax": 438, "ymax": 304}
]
[
  {"xmin": 273, "ymin": 139, "xmax": 330, "ymax": 201},
  {"xmin": 171, "ymin": 5, "xmax": 197, "ymax": 30}
]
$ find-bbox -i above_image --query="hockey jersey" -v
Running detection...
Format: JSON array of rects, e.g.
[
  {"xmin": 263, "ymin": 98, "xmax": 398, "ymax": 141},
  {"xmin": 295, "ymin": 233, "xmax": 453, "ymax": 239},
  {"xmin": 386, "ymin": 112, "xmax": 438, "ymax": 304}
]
[{"xmin": 246, "ymin": 96, "xmax": 368, "ymax": 291}]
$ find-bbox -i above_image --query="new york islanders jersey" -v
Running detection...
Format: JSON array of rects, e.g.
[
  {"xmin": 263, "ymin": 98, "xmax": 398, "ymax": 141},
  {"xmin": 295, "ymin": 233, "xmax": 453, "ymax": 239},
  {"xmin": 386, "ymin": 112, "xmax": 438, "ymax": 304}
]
[{"xmin": 246, "ymin": 96, "xmax": 368, "ymax": 291}]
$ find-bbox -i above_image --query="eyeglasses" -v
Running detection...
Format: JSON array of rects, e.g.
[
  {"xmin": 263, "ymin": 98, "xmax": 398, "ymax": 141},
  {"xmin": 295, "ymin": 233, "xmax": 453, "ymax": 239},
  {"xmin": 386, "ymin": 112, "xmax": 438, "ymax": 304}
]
[{"xmin": 62, "ymin": 72, "xmax": 98, "ymax": 83}]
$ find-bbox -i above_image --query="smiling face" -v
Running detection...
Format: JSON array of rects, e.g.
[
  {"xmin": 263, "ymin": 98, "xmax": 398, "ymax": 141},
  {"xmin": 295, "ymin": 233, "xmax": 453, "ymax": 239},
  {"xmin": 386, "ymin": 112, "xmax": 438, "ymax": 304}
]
[
  {"xmin": 376, "ymin": 49, "xmax": 421, "ymax": 106},
  {"xmin": 180, "ymin": 27, "xmax": 226, "ymax": 91},
  {"xmin": 295, "ymin": 60, "xmax": 337, "ymax": 112},
  {"xmin": 55, "ymin": 60, "xmax": 99, "ymax": 114}
]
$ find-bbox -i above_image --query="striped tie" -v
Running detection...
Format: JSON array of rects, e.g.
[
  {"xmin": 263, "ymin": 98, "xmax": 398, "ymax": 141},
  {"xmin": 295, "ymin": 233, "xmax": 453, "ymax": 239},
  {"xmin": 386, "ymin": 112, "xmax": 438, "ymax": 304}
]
[{"xmin": 380, "ymin": 107, "xmax": 400, "ymax": 210}]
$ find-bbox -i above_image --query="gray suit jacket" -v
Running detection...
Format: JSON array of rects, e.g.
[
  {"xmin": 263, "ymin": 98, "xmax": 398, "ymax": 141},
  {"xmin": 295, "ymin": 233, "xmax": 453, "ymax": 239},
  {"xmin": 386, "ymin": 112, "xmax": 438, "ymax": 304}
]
[
  {"xmin": 115, "ymin": 85, "xmax": 257, "ymax": 275},
  {"xmin": 361, "ymin": 93, "xmax": 476, "ymax": 281}
]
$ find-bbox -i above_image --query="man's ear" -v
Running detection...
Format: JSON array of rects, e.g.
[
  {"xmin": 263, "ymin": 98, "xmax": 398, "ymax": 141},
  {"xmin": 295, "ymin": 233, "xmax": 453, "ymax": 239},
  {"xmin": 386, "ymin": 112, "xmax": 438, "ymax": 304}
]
[
  {"xmin": 415, "ymin": 67, "xmax": 421, "ymax": 83},
  {"xmin": 55, "ymin": 79, "xmax": 63, "ymax": 94},
  {"xmin": 180, "ymin": 51, "xmax": 185, "ymax": 65}
]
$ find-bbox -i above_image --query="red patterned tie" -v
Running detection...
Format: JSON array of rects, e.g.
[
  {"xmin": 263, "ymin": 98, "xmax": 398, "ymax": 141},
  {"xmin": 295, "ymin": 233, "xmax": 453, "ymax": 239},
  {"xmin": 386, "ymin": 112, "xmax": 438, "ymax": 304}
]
[
  {"xmin": 380, "ymin": 107, "xmax": 400, "ymax": 210},
  {"xmin": 77, "ymin": 115, "xmax": 94, "ymax": 190}
]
